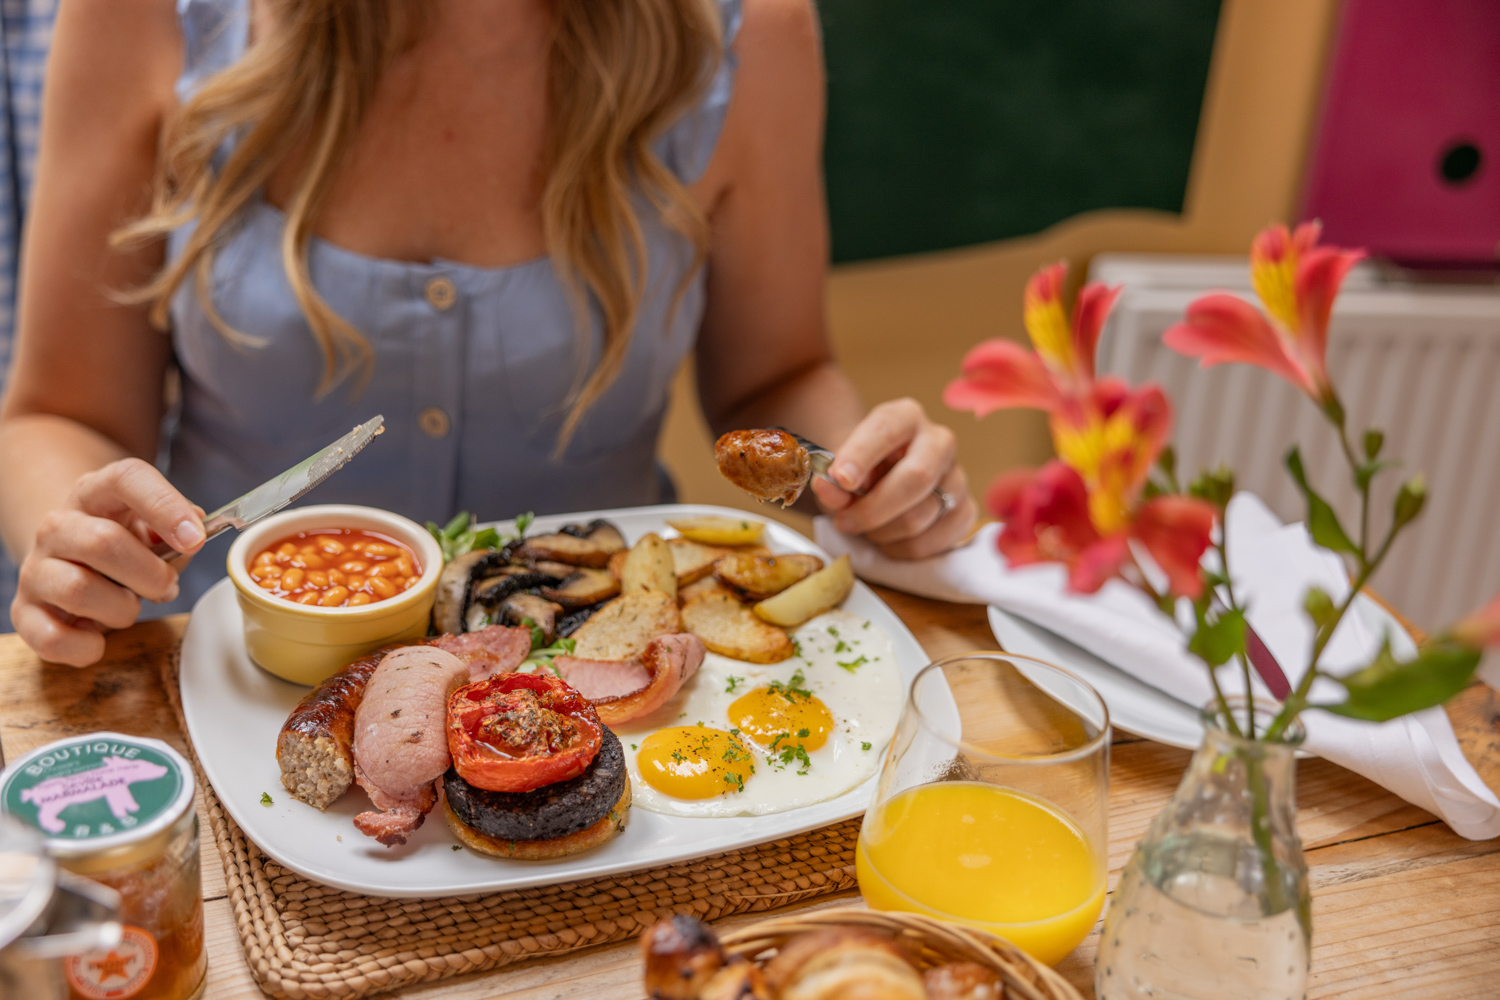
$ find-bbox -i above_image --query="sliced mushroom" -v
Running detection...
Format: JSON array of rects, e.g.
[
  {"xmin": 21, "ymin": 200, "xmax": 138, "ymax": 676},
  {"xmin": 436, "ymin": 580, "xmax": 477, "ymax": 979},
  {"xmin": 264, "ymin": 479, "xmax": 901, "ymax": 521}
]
[
  {"xmin": 433, "ymin": 549, "xmax": 508, "ymax": 636},
  {"xmin": 519, "ymin": 520, "xmax": 626, "ymax": 567},
  {"xmin": 471, "ymin": 570, "xmax": 560, "ymax": 607},
  {"xmin": 527, "ymin": 558, "xmax": 579, "ymax": 579},
  {"xmin": 558, "ymin": 519, "xmax": 627, "ymax": 552},
  {"xmin": 464, "ymin": 602, "xmax": 494, "ymax": 633},
  {"xmin": 540, "ymin": 567, "xmax": 621, "ymax": 608},
  {"xmin": 498, "ymin": 593, "xmax": 564, "ymax": 642}
]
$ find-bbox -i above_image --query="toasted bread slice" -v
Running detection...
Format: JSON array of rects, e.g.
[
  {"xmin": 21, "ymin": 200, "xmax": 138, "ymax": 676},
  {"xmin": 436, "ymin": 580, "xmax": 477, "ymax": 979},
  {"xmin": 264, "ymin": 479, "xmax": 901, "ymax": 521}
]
[
  {"xmin": 715, "ymin": 552, "xmax": 824, "ymax": 601},
  {"xmin": 570, "ymin": 590, "xmax": 682, "ymax": 661},
  {"xmin": 681, "ymin": 591, "xmax": 794, "ymax": 663},
  {"xmin": 668, "ymin": 538, "xmax": 726, "ymax": 586}
]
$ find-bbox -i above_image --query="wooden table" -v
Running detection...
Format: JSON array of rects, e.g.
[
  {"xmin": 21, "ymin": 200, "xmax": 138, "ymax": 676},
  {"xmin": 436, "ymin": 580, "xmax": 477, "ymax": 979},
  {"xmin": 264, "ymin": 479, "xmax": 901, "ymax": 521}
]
[{"xmin": 2, "ymin": 589, "xmax": 1499, "ymax": 999}]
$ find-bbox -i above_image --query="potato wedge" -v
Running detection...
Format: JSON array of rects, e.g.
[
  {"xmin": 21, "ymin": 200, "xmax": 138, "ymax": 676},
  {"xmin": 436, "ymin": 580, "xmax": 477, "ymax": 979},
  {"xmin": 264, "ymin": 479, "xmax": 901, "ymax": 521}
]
[
  {"xmin": 668, "ymin": 538, "xmax": 726, "ymax": 586},
  {"xmin": 620, "ymin": 533, "xmax": 677, "ymax": 599},
  {"xmin": 678, "ymin": 576, "xmax": 736, "ymax": 605},
  {"xmin": 753, "ymin": 555, "xmax": 855, "ymax": 627},
  {"xmin": 570, "ymin": 590, "xmax": 681, "ymax": 661},
  {"xmin": 715, "ymin": 552, "xmax": 824, "ymax": 601},
  {"xmin": 681, "ymin": 591, "xmax": 794, "ymax": 663},
  {"xmin": 666, "ymin": 516, "xmax": 765, "ymax": 547}
]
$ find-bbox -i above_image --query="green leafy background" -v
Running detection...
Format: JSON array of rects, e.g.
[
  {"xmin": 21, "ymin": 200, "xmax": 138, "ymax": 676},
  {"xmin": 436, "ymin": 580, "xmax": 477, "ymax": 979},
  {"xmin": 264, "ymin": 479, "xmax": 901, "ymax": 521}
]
[{"xmin": 818, "ymin": 0, "xmax": 1224, "ymax": 263}]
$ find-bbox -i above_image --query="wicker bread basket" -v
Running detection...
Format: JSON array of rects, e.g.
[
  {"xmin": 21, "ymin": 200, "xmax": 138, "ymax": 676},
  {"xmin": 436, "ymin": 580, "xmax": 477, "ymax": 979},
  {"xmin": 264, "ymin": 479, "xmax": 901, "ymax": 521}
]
[{"xmin": 717, "ymin": 906, "xmax": 1086, "ymax": 1000}]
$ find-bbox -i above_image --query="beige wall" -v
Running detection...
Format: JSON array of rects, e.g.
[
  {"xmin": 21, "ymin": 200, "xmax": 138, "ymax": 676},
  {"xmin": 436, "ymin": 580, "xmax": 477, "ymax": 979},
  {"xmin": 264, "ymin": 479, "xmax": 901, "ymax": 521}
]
[{"xmin": 660, "ymin": 0, "xmax": 1343, "ymax": 528}]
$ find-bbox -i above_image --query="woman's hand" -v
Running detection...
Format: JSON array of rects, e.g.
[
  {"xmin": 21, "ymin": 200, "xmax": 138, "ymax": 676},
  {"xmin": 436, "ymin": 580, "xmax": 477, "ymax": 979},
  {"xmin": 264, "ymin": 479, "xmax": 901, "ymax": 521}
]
[
  {"xmin": 11, "ymin": 459, "xmax": 205, "ymax": 666},
  {"xmin": 809, "ymin": 398, "xmax": 977, "ymax": 560}
]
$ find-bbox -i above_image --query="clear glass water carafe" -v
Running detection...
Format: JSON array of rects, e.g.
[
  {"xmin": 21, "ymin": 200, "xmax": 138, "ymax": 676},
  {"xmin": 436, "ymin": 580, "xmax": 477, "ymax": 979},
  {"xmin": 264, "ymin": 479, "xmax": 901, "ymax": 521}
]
[{"xmin": 1097, "ymin": 699, "xmax": 1310, "ymax": 1000}]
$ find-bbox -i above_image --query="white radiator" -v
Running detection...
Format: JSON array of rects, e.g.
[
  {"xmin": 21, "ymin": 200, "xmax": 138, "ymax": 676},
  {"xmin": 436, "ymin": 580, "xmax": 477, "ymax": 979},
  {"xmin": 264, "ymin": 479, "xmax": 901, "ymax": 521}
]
[{"xmin": 1089, "ymin": 253, "xmax": 1500, "ymax": 632}]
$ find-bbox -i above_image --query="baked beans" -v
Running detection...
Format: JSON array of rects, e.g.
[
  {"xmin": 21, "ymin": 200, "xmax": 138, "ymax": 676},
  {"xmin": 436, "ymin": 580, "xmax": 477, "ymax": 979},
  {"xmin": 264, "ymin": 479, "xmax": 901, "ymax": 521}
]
[{"xmin": 250, "ymin": 529, "xmax": 421, "ymax": 607}]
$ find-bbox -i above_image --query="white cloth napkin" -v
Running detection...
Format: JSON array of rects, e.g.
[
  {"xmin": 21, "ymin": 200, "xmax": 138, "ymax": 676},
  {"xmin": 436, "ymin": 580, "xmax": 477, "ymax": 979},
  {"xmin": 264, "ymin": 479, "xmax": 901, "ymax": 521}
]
[{"xmin": 815, "ymin": 493, "xmax": 1500, "ymax": 841}]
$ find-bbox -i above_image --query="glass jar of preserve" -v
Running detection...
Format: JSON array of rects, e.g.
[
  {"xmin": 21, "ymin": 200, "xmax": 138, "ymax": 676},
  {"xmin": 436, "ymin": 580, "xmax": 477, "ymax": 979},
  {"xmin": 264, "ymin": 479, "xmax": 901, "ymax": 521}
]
[{"xmin": 0, "ymin": 733, "xmax": 207, "ymax": 1000}]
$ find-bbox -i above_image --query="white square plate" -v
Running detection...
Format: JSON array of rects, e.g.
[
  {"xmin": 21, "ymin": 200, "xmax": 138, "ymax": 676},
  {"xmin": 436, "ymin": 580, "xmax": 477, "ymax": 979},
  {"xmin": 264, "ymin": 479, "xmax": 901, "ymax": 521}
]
[{"xmin": 178, "ymin": 504, "xmax": 928, "ymax": 897}]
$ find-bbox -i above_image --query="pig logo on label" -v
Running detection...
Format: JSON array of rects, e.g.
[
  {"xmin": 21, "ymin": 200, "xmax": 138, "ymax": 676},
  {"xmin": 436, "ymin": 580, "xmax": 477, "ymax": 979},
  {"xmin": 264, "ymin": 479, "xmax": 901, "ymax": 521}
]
[{"xmin": 19, "ymin": 756, "xmax": 169, "ymax": 834}]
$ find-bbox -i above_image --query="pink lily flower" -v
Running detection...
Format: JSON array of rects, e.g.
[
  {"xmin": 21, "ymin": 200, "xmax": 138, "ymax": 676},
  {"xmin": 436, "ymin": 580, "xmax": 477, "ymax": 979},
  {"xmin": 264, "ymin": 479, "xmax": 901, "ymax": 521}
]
[
  {"xmin": 988, "ymin": 460, "xmax": 1215, "ymax": 599},
  {"xmin": 945, "ymin": 262, "xmax": 1121, "ymax": 417},
  {"xmin": 1162, "ymin": 221, "xmax": 1364, "ymax": 406}
]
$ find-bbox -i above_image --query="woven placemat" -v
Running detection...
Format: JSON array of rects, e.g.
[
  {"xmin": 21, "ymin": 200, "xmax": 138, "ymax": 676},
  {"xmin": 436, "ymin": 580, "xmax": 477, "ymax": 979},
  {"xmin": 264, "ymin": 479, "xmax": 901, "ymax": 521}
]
[{"xmin": 163, "ymin": 651, "xmax": 860, "ymax": 998}]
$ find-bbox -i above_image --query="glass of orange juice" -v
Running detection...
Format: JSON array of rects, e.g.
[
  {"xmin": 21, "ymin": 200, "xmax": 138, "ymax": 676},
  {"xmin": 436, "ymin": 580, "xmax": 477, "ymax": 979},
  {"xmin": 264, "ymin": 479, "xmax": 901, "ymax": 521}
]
[{"xmin": 857, "ymin": 651, "xmax": 1110, "ymax": 966}]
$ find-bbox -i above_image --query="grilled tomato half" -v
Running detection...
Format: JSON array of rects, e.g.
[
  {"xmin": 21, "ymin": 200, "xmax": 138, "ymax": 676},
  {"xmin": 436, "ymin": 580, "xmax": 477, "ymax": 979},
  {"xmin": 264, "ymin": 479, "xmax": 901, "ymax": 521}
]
[{"xmin": 447, "ymin": 673, "xmax": 604, "ymax": 792}]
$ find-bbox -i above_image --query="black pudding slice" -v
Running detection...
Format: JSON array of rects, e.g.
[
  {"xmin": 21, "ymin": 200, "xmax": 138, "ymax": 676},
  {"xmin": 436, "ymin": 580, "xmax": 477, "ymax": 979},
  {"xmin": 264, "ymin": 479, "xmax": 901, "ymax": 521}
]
[{"xmin": 443, "ymin": 726, "xmax": 626, "ymax": 842}]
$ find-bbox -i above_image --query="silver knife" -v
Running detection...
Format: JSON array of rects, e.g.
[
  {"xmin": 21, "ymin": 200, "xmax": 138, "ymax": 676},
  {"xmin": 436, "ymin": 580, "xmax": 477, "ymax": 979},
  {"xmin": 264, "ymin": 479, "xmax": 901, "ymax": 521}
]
[{"xmin": 150, "ymin": 415, "xmax": 385, "ymax": 562}]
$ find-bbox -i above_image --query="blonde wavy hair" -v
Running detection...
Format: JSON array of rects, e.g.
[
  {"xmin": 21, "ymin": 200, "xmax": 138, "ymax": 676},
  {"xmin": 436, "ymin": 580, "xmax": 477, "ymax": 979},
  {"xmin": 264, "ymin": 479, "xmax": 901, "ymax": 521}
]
[{"xmin": 115, "ymin": 0, "xmax": 722, "ymax": 444}]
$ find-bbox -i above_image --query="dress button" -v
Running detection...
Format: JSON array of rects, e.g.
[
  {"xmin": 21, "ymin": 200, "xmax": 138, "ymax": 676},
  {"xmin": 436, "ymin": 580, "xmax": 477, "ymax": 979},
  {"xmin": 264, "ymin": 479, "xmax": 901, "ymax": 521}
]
[
  {"xmin": 418, "ymin": 407, "xmax": 451, "ymax": 438},
  {"xmin": 425, "ymin": 276, "xmax": 456, "ymax": 311}
]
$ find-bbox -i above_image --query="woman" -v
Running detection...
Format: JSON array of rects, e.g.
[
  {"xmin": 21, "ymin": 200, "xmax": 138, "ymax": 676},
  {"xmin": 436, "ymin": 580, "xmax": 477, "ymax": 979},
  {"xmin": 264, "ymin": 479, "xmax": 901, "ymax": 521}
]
[{"xmin": 0, "ymin": 0, "xmax": 975, "ymax": 666}]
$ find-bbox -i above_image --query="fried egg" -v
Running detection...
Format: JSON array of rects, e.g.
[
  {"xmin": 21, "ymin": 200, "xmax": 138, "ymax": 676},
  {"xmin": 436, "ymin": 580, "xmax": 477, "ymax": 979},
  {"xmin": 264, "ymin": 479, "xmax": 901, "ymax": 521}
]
[{"xmin": 616, "ymin": 608, "xmax": 903, "ymax": 817}]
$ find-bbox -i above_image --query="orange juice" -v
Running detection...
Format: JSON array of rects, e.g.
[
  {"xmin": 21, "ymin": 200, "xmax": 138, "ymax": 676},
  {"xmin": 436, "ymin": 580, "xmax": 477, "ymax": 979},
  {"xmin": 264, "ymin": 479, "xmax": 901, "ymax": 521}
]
[{"xmin": 856, "ymin": 781, "xmax": 1104, "ymax": 965}]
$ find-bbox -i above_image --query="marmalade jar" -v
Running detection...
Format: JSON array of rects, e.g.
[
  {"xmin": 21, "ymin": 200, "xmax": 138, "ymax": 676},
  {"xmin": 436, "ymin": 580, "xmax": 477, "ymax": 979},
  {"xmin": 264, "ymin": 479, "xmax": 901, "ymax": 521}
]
[{"xmin": 0, "ymin": 733, "xmax": 207, "ymax": 1000}]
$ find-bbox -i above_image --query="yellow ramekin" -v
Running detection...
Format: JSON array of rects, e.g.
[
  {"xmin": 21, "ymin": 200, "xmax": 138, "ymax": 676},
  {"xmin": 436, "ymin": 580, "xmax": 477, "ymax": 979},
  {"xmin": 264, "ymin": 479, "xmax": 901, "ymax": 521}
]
[{"xmin": 226, "ymin": 504, "xmax": 444, "ymax": 686}]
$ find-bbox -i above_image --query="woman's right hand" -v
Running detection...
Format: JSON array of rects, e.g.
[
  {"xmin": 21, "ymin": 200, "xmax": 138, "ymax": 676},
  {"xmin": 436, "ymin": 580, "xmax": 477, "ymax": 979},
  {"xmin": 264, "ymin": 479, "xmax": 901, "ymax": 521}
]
[{"xmin": 11, "ymin": 458, "xmax": 205, "ymax": 666}]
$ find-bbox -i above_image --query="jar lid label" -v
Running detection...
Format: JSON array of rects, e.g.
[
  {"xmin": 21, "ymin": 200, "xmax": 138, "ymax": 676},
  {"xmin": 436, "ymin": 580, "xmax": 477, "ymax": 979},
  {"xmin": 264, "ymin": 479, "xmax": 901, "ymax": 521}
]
[{"xmin": 0, "ymin": 733, "xmax": 193, "ymax": 852}]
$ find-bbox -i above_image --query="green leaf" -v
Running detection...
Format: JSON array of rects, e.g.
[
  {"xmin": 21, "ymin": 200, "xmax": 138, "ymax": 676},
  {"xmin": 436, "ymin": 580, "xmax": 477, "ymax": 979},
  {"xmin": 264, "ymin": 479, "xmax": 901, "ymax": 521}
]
[
  {"xmin": 1392, "ymin": 475, "xmax": 1427, "ymax": 532},
  {"xmin": 1321, "ymin": 639, "xmax": 1480, "ymax": 722},
  {"xmin": 1189, "ymin": 608, "xmax": 1246, "ymax": 667},
  {"xmin": 1143, "ymin": 480, "xmax": 1166, "ymax": 500},
  {"xmin": 514, "ymin": 512, "xmax": 535, "ymax": 539},
  {"xmin": 1285, "ymin": 447, "xmax": 1359, "ymax": 555},
  {"xmin": 1354, "ymin": 458, "xmax": 1395, "ymax": 493},
  {"xmin": 1363, "ymin": 429, "xmax": 1385, "ymax": 461},
  {"xmin": 1303, "ymin": 586, "xmax": 1337, "ymax": 631},
  {"xmin": 443, "ymin": 511, "xmax": 471, "ymax": 537}
]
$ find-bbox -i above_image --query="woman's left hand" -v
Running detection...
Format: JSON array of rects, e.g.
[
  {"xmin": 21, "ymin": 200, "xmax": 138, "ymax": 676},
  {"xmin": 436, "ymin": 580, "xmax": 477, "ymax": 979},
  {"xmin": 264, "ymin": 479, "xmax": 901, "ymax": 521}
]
[{"xmin": 809, "ymin": 398, "xmax": 977, "ymax": 560}]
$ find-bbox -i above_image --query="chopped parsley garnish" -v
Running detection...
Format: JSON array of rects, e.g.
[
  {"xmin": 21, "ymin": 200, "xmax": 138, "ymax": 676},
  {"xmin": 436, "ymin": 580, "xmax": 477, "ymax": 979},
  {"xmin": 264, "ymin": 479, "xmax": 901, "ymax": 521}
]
[
  {"xmin": 837, "ymin": 655, "xmax": 867, "ymax": 673},
  {"xmin": 725, "ymin": 675, "xmax": 744, "ymax": 693},
  {"xmin": 630, "ymin": 744, "xmax": 638, "ymax": 751},
  {"xmin": 827, "ymin": 626, "xmax": 840, "ymax": 638},
  {"xmin": 862, "ymin": 621, "xmax": 871, "ymax": 629},
  {"xmin": 797, "ymin": 728, "xmax": 810, "ymax": 738},
  {"xmin": 791, "ymin": 637, "xmax": 804, "ymax": 658},
  {"xmin": 769, "ymin": 669, "xmax": 813, "ymax": 701},
  {"xmin": 835, "ymin": 639, "xmax": 850, "ymax": 653},
  {"xmin": 260, "ymin": 792, "xmax": 273, "ymax": 806},
  {"xmin": 451, "ymin": 845, "xmax": 462, "ymax": 851},
  {"xmin": 778, "ymin": 744, "xmax": 812, "ymax": 774},
  {"xmin": 671, "ymin": 750, "xmax": 686, "ymax": 763},
  {"xmin": 861, "ymin": 741, "xmax": 872, "ymax": 751},
  {"xmin": 724, "ymin": 772, "xmax": 746, "ymax": 793},
  {"xmin": 768, "ymin": 732, "xmax": 790, "ymax": 753}
]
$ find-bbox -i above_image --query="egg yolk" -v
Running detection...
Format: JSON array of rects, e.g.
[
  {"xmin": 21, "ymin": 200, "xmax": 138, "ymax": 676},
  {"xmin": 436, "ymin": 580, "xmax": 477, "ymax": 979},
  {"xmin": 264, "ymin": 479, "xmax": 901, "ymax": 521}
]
[
  {"xmin": 637, "ymin": 727, "xmax": 755, "ymax": 799},
  {"xmin": 729, "ymin": 685, "xmax": 834, "ymax": 752}
]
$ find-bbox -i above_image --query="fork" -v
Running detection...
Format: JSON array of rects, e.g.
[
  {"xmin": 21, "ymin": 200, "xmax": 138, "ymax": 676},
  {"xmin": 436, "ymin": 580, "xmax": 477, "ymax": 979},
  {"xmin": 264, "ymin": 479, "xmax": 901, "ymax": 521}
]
[{"xmin": 773, "ymin": 427, "xmax": 958, "ymax": 516}]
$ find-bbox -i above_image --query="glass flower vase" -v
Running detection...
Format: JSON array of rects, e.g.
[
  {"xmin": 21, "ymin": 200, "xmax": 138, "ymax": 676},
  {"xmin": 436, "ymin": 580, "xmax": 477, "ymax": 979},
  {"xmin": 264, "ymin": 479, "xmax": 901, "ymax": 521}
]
[{"xmin": 1096, "ymin": 699, "xmax": 1311, "ymax": 1000}]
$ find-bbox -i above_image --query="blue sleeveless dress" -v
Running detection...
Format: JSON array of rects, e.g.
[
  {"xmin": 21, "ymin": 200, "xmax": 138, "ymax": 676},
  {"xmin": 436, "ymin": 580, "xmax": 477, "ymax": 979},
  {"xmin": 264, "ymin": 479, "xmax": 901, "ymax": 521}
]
[{"xmin": 160, "ymin": 0, "xmax": 741, "ymax": 613}]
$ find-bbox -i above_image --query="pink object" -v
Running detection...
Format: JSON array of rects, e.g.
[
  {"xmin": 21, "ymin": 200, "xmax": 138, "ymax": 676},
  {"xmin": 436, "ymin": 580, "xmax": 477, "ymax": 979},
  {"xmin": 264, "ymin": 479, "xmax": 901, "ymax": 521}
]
[
  {"xmin": 352, "ymin": 645, "xmax": 469, "ymax": 846},
  {"xmin": 1302, "ymin": 0, "xmax": 1500, "ymax": 265},
  {"xmin": 553, "ymin": 657, "xmax": 653, "ymax": 701},
  {"xmin": 432, "ymin": 625, "xmax": 533, "ymax": 681},
  {"xmin": 19, "ymin": 756, "xmax": 170, "ymax": 833}
]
